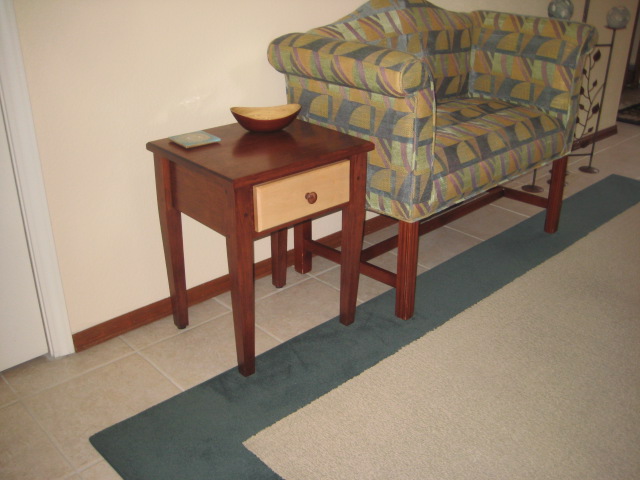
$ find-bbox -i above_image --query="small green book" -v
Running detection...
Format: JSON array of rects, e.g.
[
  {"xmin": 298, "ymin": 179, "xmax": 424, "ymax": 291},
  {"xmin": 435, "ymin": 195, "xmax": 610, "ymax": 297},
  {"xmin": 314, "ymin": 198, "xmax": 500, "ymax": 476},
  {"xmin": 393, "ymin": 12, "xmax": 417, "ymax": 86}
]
[{"xmin": 170, "ymin": 131, "xmax": 221, "ymax": 149}]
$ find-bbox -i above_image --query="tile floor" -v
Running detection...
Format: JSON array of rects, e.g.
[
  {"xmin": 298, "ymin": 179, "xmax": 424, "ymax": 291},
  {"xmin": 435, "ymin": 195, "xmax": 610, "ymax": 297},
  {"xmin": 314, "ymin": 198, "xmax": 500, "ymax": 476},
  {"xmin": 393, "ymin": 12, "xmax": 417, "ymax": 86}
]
[{"xmin": 2, "ymin": 122, "xmax": 639, "ymax": 479}]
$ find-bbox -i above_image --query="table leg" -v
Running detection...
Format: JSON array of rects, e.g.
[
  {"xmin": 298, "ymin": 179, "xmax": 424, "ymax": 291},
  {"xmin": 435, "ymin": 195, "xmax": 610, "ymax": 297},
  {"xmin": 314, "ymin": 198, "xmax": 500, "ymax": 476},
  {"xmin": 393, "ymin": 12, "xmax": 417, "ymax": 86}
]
[
  {"xmin": 544, "ymin": 155, "xmax": 568, "ymax": 234},
  {"xmin": 271, "ymin": 229, "xmax": 287, "ymax": 288},
  {"xmin": 294, "ymin": 220, "xmax": 312, "ymax": 273},
  {"xmin": 395, "ymin": 221, "xmax": 419, "ymax": 320},
  {"xmin": 339, "ymin": 153, "xmax": 367, "ymax": 325},
  {"xmin": 227, "ymin": 189, "xmax": 256, "ymax": 376},
  {"xmin": 154, "ymin": 156, "xmax": 188, "ymax": 329}
]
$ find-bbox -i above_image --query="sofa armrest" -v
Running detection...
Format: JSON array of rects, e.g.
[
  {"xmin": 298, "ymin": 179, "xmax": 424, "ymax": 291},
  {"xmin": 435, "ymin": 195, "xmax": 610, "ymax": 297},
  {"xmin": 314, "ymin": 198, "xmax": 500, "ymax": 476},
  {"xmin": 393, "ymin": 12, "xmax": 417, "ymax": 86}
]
[
  {"xmin": 268, "ymin": 33, "xmax": 430, "ymax": 98},
  {"xmin": 470, "ymin": 11, "xmax": 598, "ymax": 129}
]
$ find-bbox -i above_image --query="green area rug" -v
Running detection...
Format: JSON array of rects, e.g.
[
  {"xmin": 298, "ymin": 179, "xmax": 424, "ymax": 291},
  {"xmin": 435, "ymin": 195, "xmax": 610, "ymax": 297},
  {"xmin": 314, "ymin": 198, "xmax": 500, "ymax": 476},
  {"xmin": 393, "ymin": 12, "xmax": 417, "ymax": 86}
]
[
  {"xmin": 91, "ymin": 175, "xmax": 640, "ymax": 480},
  {"xmin": 617, "ymin": 103, "xmax": 640, "ymax": 125}
]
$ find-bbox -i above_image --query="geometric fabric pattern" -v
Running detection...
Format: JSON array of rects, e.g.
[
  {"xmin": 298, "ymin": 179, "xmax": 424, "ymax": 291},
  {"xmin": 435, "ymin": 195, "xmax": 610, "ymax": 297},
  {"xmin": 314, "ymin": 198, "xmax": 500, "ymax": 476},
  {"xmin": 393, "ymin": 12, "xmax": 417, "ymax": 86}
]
[
  {"xmin": 267, "ymin": 0, "xmax": 597, "ymax": 222},
  {"xmin": 469, "ymin": 11, "xmax": 597, "ymax": 136},
  {"xmin": 307, "ymin": 2, "xmax": 474, "ymax": 99},
  {"xmin": 268, "ymin": 33, "xmax": 429, "ymax": 98},
  {"xmin": 433, "ymin": 97, "xmax": 566, "ymax": 209}
]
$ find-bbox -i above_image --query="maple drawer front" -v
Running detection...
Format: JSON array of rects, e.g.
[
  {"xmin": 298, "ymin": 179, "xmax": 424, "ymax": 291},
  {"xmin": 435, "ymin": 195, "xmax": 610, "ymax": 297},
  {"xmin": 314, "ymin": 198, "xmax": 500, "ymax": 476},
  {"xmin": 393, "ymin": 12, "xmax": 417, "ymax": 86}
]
[{"xmin": 254, "ymin": 160, "xmax": 350, "ymax": 232}]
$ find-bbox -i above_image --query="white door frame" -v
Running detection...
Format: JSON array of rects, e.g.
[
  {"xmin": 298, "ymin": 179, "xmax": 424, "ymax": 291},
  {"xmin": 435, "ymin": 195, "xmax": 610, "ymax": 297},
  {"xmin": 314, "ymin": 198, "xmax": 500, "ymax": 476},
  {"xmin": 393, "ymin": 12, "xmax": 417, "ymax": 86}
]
[{"xmin": 0, "ymin": 0, "xmax": 74, "ymax": 358}]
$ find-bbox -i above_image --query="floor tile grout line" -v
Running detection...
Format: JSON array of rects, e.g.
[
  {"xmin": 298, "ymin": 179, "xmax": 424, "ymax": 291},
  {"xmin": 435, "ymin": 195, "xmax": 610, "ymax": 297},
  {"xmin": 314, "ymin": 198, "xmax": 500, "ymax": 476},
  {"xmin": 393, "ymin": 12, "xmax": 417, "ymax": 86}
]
[
  {"xmin": 214, "ymin": 274, "xmax": 316, "ymax": 311},
  {"xmin": 442, "ymin": 224, "xmax": 486, "ymax": 242},
  {"xmin": 5, "ymin": 349, "xmax": 139, "ymax": 402},
  {"xmin": 17, "ymin": 396, "xmax": 78, "ymax": 476},
  {"xmin": 596, "ymin": 128, "xmax": 640, "ymax": 150},
  {"xmin": 135, "ymin": 350, "xmax": 187, "ymax": 393},
  {"xmin": 489, "ymin": 202, "xmax": 533, "ymax": 218},
  {"xmin": 310, "ymin": 274, "xmax": 343, "ymax": 294},
  {"xmin": 255, "ymin": 324, "xmax": 286, "ymax": 345},
  {"xmin": 263, "ymin": 274, "xmax": 314, "ymax": 296},
  {"xmin": 212, "ymin": 295, "xmax": 231, "ymax": 311},
  {"xmin": 122, "ymin": 314, "xmax": 272, "ymax": 393},
  {"xmin": 74, "ymin": 459, "xmax": 112, "ymax": 479},
  {"xmin": 302, "ymin": 263, "xmax": 341, "ymax": 276},
  {"xmin": 122, "ymin": 316, "xmax": 216, "ymax": 354},
  {"xmin": 0, "ymin": 398, "xmax": 18, "ymax": 409},
  {"xmin": 118, "ymin": 332, "xmax": 141, "ymax": 352},
  {"xmin": 306, "ymin": 272, "xmax": 383, "ymax": 306},
  {"xmin": 0, "ymin": 373, "xmax": 20, "ymax": 408},
  {"xmin": 118, "ymin": 307, "xmax": 232, "ymax": 353}
]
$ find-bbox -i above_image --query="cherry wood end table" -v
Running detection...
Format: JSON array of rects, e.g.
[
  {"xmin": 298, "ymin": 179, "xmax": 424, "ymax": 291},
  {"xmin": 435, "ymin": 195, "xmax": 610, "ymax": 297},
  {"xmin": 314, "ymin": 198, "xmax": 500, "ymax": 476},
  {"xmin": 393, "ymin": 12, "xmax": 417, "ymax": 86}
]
[{"xmin": 148, "ymin": 120, "xmax": 374, "ymax": 376}]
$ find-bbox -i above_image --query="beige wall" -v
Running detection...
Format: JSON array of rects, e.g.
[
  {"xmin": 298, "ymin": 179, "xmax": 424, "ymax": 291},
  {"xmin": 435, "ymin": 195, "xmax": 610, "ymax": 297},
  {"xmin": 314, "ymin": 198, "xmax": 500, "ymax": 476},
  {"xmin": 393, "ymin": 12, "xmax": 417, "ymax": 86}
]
[{"xmin": 13, "ymin": 0, "xmax": 638, "ymax": 334}]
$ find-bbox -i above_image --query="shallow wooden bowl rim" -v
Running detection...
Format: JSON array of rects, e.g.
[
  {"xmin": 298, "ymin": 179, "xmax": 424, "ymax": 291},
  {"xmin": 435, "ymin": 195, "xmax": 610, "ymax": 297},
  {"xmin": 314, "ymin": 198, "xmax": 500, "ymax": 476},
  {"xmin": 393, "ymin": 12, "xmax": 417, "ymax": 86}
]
[{"xmin": 230, "ymin": 104, "xmax": 301, "ymax": 121}]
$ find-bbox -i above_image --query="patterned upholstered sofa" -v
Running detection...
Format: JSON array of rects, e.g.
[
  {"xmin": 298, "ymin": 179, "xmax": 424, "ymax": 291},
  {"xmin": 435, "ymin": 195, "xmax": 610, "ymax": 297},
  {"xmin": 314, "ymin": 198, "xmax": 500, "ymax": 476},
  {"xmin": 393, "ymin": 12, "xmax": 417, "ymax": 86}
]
[{"xmin": 268, "ymin": 0, "xmax": 597, "ymax": 319}]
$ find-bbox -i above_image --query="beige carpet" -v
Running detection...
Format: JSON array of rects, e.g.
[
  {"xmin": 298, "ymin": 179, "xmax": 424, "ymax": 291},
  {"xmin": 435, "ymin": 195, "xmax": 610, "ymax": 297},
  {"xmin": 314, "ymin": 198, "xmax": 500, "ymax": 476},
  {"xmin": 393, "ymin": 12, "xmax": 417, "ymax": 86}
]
[{"xmin": 245, "ymin": 204, "xmax": 640, "ymax": 480}]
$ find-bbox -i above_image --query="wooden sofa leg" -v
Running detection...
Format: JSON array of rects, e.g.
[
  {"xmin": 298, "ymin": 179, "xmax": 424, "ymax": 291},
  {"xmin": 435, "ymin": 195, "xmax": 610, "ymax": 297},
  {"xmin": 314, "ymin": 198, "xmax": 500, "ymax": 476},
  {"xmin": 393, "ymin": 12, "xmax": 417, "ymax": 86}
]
[
  {"xmin": 395, "ymin": 221, "xmax": 420, "ymax": 320},
  {"xmin": 545, "ymin": 155, "xmax": 568, "ymax": 234}
]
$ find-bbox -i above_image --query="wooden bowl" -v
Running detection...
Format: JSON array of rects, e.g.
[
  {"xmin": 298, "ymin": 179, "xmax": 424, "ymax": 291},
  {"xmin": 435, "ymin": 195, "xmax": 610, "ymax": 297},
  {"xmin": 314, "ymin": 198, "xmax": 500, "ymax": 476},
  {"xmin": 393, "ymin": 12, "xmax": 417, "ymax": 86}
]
[{"xmin": 230, "ymin": 104, "xmax": 301, "ymax": 133}]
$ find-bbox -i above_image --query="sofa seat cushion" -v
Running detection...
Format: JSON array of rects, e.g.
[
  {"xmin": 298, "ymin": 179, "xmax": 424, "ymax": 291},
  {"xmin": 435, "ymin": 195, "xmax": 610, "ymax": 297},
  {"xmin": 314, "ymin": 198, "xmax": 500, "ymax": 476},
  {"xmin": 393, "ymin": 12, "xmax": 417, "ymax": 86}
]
[{"xmin": 431, "ymin": 97, "xmax": 565, "ymax": 206}]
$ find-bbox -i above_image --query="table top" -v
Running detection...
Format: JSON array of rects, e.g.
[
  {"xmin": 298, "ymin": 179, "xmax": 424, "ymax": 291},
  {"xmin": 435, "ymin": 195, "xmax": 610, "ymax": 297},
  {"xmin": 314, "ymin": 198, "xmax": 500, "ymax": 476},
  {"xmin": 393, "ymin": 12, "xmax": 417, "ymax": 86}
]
[{"xmin": 147, "ymin": 120, "xmax": 374, "ymax": 187}]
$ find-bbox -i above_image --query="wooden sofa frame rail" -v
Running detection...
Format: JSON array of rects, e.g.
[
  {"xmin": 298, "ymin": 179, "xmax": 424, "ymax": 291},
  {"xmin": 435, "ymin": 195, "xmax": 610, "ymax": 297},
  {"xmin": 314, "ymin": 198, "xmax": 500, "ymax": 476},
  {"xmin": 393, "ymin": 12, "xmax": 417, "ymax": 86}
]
[{"xmin": 301, "ymin": 155, "xmax": 568, "ymax": 319}]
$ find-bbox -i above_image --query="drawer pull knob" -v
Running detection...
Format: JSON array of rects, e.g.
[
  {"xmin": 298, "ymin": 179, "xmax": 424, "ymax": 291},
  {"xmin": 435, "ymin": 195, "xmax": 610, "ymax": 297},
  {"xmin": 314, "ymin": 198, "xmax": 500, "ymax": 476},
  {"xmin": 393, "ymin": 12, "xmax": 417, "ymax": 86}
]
[{"xmin": 305, "ymin": 192, "xmax": 318, "ymax": 204}]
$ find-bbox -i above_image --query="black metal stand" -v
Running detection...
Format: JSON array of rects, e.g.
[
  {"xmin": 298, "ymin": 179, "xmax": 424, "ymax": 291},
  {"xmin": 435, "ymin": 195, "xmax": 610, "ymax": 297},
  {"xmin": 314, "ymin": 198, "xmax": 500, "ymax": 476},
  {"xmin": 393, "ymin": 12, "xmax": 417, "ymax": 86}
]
[
  {"xmin": 522, "ymin": 169, "xmax": 544, "ymax": 193},
  {"xmin": 576, "ymin": 28, "xmax": 619, "ymax": 174}
]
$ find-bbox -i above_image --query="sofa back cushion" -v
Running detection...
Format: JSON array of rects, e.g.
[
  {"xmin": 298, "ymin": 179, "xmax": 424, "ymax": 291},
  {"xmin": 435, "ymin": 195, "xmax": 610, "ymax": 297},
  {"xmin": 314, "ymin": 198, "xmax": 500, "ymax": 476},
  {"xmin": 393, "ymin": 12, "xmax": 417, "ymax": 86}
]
[
  {"xmin": 309, "ymin": 0, "xmax": 473, "ymax": 99},
  {"xmin": 469, "ymin": 11, "xmax": 597, "ymax": 128}
]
